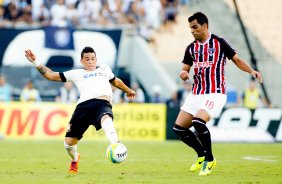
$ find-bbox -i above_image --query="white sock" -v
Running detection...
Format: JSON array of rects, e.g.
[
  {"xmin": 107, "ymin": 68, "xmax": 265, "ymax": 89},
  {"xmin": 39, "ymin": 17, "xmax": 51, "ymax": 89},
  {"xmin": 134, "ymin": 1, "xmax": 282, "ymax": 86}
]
[
  {"xmin": 101, "ymin": 117, "xmax": 119, "ymax": 144},
  {"xmin": 64, "ymin": 141, "xmax": 78, "ymax": 161}
]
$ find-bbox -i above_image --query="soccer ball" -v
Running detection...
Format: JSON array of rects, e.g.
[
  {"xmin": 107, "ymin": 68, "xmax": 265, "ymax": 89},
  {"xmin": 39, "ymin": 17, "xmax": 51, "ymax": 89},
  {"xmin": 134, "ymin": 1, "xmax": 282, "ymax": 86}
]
[{"xmin": 106, "ymin": 142, "xmax": 128, "ymax": 163}]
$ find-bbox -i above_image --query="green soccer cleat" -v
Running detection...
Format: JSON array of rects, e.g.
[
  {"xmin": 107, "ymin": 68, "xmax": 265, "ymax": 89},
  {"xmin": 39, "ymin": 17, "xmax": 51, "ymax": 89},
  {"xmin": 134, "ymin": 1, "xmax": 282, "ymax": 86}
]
[
  {"xmin": 190, "ymin": 156, "xmax": 205, "ymax": 172},
  {"xmin": 199, "ymin": 158, "xmax": 216, "ymax": 176}
]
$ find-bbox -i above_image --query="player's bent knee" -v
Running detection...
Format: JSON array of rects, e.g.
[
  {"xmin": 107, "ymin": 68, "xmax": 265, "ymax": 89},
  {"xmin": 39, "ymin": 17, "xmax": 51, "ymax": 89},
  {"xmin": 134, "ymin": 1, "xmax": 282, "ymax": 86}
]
[
  {"xmin": 101, "ymin": 115, "xmax": 111, "ymax": 122},
  {"xmin": 173, "ymin": 124, "xmax": 195, "ymax": 139},
  {"xmin": 64, "ymin": 137, "xmax": 79, "ymax": 146},
  {"xmin": 192, "ymin": 118, "xmax": 208, "ymax": 134}
]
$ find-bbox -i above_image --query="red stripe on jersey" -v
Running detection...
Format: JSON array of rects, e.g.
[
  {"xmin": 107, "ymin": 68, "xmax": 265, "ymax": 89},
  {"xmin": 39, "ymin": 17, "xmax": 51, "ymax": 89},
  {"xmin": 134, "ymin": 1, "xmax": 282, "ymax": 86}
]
[
  {"xmin": 221, "ymin": 57, "xmax": 226, "ymax": 94},
  {"xmin": 193, "ymin": 42, "xmax": 199, "ymax": 94},
  {"xmin": 200, "ymin": 44, "xmax": 209, "ymax": 94},
  {"xmin": 211, "ymin": 39, "xmax": 219, "ymax": 93}
]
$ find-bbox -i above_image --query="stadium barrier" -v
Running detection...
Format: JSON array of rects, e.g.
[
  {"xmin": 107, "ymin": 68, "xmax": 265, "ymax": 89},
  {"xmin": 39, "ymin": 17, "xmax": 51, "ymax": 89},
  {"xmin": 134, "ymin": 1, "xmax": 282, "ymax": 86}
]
[
  {"xmin": 0, "ymin": 102, "xmax": 166, "ymax": 141},
  {"xmin": 0, "ymin": 102, "xmax": 281, "ymax": 142},
  {"xmin": 167, "ymin": 107, "xmax": 282, "ymax": 142}
]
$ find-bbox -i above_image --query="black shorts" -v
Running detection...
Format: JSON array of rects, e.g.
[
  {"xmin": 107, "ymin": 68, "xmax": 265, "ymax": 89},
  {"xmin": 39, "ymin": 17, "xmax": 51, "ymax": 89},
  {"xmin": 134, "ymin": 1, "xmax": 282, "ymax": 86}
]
[{"xmin": 65, "ymin": 98, "xmax": 113, "ymax": 140}]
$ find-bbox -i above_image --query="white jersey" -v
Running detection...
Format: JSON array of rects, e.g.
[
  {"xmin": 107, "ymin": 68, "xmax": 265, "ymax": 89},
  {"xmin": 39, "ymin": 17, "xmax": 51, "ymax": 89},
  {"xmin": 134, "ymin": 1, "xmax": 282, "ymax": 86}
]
[{"xmin": 61, "ymin": 64, "xmax": 115, "ymax": 104}]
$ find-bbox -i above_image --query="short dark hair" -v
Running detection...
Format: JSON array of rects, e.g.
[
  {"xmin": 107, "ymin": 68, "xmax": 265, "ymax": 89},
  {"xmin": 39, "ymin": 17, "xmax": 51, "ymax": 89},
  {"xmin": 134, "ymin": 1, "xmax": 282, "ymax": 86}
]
[
  {"xmin": 188, "ymin": 12, "xmax": 209, "ymax": 26},
  {"xmin": 81, "ymin": 46, "xmax": 96, "ymax": 59}
]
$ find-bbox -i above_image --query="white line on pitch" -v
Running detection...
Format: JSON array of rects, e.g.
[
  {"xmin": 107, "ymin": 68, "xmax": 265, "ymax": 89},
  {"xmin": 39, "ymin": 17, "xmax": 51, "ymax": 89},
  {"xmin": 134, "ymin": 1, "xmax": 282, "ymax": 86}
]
[{"xmin": 242, "ymin": 156, "xmax": 277, "ymax": 162}]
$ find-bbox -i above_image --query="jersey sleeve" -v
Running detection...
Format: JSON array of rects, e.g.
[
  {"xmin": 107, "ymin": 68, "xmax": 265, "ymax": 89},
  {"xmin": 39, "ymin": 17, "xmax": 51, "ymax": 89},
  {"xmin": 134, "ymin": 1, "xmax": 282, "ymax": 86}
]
[
  {"xmin": 100, "ymin": 64, "xmax": 115, "ymax": 80},
  {"xmin": 220, "ymin": 38, "xmax": 237, "ymax": 60},
  {"xmin": 182, "ymin": 44, "xmax": 193, "ymax": 66},
  {"xmin": 60, "ymin": 69, "xmax": 79, "ymax": 82}
]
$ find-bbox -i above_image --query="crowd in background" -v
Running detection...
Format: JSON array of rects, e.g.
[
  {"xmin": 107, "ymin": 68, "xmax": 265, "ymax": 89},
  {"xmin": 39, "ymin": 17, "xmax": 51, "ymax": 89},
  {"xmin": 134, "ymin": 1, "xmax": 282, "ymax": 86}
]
[{"xmin": 0, "ymin": 0, "xmax": 185, "ymax": 41}]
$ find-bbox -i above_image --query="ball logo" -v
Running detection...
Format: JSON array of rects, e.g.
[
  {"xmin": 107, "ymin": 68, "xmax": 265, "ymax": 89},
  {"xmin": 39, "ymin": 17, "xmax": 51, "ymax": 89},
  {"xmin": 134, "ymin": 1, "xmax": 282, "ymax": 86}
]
[{"xmin": 117, "ymin": 151, "xmax": 127, "ymax": 158}]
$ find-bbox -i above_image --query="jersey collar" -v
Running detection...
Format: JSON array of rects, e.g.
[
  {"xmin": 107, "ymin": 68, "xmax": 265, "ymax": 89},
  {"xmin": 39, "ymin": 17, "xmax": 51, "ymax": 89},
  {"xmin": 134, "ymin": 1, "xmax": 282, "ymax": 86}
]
[{"xmin": 197, "ymin": 32, "xmax": 212, "ymax": 45}]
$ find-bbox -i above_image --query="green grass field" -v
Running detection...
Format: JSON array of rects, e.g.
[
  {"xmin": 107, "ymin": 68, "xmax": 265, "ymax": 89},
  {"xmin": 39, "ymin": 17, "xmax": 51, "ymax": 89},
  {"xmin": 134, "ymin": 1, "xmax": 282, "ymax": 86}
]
[{"xmin": 0, "ymin": 140, "xmax": 281, "ymax": 184}]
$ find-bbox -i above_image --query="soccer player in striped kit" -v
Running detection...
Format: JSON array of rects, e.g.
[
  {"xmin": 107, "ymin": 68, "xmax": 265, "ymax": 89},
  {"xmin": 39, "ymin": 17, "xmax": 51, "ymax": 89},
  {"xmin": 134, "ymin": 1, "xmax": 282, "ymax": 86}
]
[{"xmin": 173, "ymin": 12, "xmax": 262, "ymax": 176}]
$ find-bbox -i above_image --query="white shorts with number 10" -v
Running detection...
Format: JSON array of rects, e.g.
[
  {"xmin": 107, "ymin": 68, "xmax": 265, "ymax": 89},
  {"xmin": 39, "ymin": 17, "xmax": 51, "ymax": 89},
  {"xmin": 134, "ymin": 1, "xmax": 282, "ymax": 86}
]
[{"xmin": 181, "ymin": 93, "xmax": 227, "ymax": 118}]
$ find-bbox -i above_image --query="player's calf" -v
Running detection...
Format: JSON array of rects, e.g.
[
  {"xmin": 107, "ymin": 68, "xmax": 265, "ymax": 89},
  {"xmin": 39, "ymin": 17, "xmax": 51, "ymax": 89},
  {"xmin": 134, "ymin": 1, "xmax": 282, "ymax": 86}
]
[
  {"xmin": 192, "ymin": 118, "xmax": 214, "ymax": 161},
  {"xmin": 173, "ymin": 124, "xmax": 206, "ymax": 157}
]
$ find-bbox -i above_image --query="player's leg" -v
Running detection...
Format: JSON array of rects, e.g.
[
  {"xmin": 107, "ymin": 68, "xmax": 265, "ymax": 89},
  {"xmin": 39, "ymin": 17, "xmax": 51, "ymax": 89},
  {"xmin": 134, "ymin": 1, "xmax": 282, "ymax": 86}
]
[
  {"xmin": 64, "ymin": 137, "xmax": 80, "ymax": 174},
  {"xmin": 173, "ymin": 110, "xmax": 205, "ymax": 157},
  {"xmin": 193, "ymin": 94, "xmax": 226, "ymax": 175},
  {"xmin": 64, "ymin": 105, "xmax": 89, "ymax": 174},
  {"xmin": 101, "ymin": 114, "xmax": 119, "ymax": 144},
  {"xmin": 193, "ymin": 110, "xmax": 212, "ymax": 160},
  {"xmin": 173, "ymin": 110, "xmax": 206, "ymax": 171},
  {"xmin": 193, "ymin": 110, "xmax": 216, "ymax": 175},
  {"xmin": 64, "ymin": 137, "xmax": 79, "ymax": 161}
]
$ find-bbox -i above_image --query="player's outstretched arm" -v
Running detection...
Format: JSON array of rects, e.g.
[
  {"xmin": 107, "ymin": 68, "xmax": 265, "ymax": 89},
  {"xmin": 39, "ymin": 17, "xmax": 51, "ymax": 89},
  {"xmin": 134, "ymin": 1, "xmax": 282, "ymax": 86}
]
[
  {"xmin": 232, "ymin": 54, "xmax": 262, "ymax": 83},
  {"xmin": 110, "ymin": 77, "xmax": 135, "ymax": 100},
  {"xmin": 24, "ymin": 49, "xmax": 62, "ymax": 81}
]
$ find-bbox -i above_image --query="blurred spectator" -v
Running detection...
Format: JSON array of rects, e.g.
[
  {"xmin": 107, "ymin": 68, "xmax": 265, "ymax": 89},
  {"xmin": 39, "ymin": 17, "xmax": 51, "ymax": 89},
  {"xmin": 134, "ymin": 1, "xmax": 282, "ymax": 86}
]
[
  {"xmin": 112, "ymin": 85, "xmax": 124, "ymax": 104},
  {"xmin": 50, "ymin": 0, "xmax": 68, "ymax": 27},
  {"xmin": 124, "ymin": 82, "xmax": 145, "ymax": 103},
  {"xmin": 138, "ymin": 0, "xmax": 162, "ymax": 43},
  {"xmin": 166, "ymin": 90, "xmax": 181, "ymax": 108},
  {"xmin": 77, "ymin": 0, "xmax": 102, "ymax": 27},
  {"xmin": 0, "ymin": 5, "xmax": 9, "ymax": 27},
  {"xmin": 44, "ymin": 0, "xmax": 56, "ymax": 9},
  {"xmin": 32, "ymin": 0, "xmax": 51, "ymax": 26},
  {"xmin": 66, "ymin": 1, "xmax": 79, "ymax": 27},
  {"xmin": 241, "ymin": 79, "xmax": 267, "ymax": 110},
  {"xmin": 125, "ymin": 0, "xmax": 142, "ymax": 25},
  {"xmin": 20, "ymin": 80, "xmax": 41, "ymax": 102},
  {"xmin": 143, "ymin": 0, "xmax": 162, "ymax": 30},
  {"xmin": 0, "ymin": 75, "xmax": 13, "ymax": 102},
  {"xmin": 150, "ymin": 84, "xmax": 164, "ymax": 103},
  {"xmin": 16, "ymin": 0, "xmax": 33, "ymax": 27},
  {"xmin": 4, "ymin": 1, "xmax": 19, "ymax": 23},
  {"xmin": 161, "ymin": 0, "xmax": 178, "ymax": 32},
  {"xmin": 225, "ymin": 84, "xmax": 239, "ymax": 108},
  {"xmin": 100, "ymin": 0, "xmax": 127, "ymax": 26},
  {"xmin": 55, "ymin": 81, "xmax": 78, "ymax": 103},
  {"xmin": 65, "ymin": 0, "xmax": 78, "ymax": 6}
]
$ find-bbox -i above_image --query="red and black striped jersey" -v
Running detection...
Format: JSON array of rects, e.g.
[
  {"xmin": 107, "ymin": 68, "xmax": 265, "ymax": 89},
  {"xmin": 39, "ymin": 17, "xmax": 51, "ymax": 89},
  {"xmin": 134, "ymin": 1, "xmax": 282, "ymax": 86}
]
[{"xmin": 182, "ymin": 33, "xmax": 236, "ymax": 95}]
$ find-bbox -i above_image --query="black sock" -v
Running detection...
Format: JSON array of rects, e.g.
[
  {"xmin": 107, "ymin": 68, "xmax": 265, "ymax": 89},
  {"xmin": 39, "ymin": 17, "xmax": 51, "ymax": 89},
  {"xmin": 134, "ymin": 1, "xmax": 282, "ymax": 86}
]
[
  {"xmin": 192, "ymin": 118, "xmax": 213, "ymax": 161},
  {"xmin": 173, "ymin": 124, "xmax": 205, "ymax": 157}
]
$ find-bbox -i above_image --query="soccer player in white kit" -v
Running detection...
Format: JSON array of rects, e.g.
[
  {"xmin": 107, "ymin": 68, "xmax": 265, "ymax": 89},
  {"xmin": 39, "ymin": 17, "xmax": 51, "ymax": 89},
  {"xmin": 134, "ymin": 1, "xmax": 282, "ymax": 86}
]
[{"xmin": 24, "ymin": 47, "xmax": 136, "ymax": 174}]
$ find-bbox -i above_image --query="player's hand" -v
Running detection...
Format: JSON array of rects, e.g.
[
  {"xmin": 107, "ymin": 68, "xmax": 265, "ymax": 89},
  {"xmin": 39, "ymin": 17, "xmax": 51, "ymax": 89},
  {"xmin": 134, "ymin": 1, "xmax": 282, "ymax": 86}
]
[
  {"xmin": 24, "ymin": 49, "xmax": 36, "ymax": 63},
  {"xmin": 126, "ymin": 90, "xmax": 136, "ymax": 100},
  {"xmin": 180, "ymin": 70, "xmax": 189, "ymax": 81},
  {"xmin": 251, "ymin": 70, "xmax": 262, "ymax": 83}
]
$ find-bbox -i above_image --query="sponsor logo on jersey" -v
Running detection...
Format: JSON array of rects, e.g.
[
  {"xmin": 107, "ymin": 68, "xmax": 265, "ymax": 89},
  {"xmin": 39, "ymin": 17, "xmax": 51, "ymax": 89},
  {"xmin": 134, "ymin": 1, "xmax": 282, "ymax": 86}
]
[
  {"xmin": 194, "ymin": 61, "xmax": 214, "ymax": 68},
  {"xmin": 83, "ymin": 72, "xmax": 107, "ymax": 78}
]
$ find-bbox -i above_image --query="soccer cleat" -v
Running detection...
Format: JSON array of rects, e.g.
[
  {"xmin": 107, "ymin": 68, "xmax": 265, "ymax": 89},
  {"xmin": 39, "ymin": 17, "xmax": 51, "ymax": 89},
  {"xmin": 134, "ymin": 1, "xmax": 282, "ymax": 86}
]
[
  {"xmin": 199, "ymin": 158, "xmax": 216, "ymax": 176},
  {"xmin": 190, "ymin": 156, "xmax": 205, "ymax": 172},
  {"xmin": 68, "ymin": 153, "xmax": 80, "ymax": 174}
]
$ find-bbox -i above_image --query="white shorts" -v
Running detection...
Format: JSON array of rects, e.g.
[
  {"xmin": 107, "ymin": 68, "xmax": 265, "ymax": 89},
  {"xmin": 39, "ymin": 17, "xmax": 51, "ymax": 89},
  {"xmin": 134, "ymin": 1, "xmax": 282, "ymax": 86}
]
[{"xmin": 180, "ymin": 93, "xmax": 227, "ymax": 118}]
